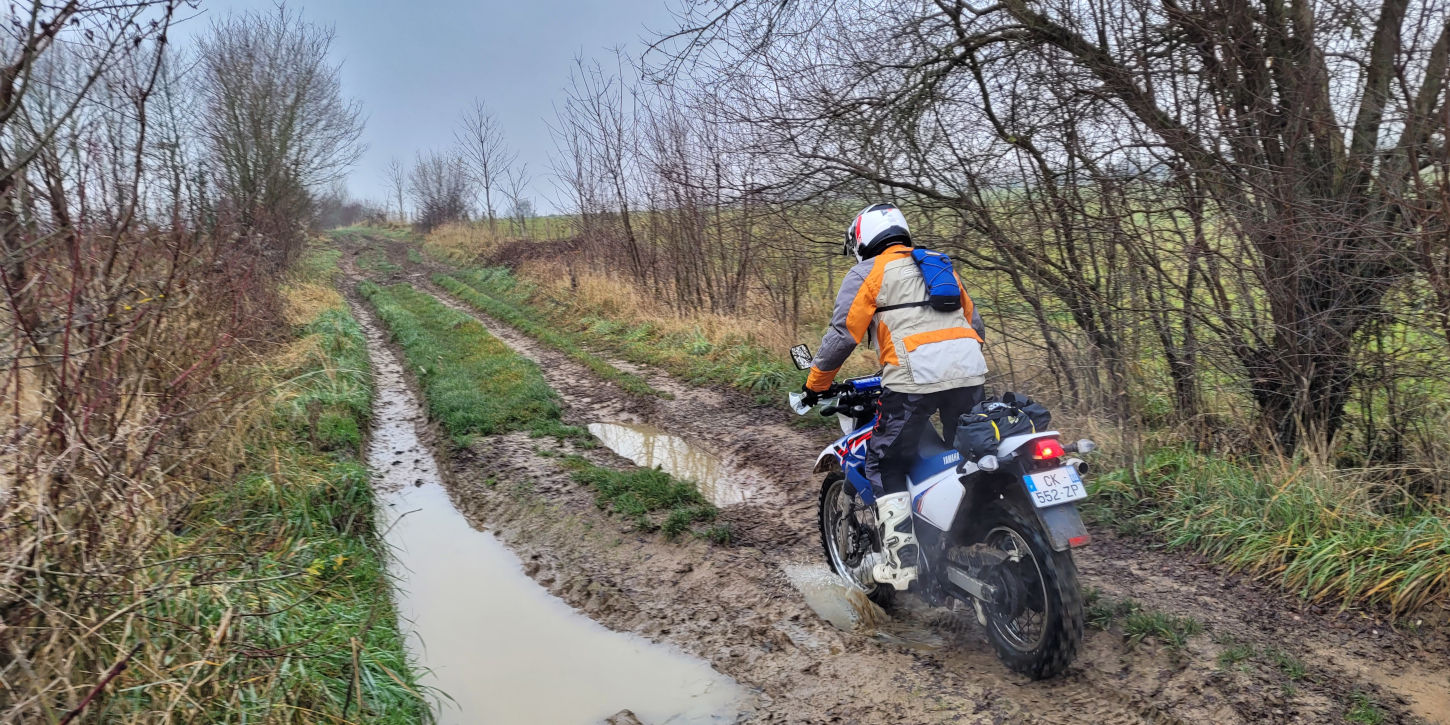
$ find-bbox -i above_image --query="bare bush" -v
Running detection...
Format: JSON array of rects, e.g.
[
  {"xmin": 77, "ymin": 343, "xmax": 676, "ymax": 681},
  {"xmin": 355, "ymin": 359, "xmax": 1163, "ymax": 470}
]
[
  {"xmin": 0, "ymin": 2, "xmax": 380, "ymax": 720},
  {"xmin": 0, "ymin": 1, "xmax": 279, "ymax": 718},
  {"xmin": 313, "ymin": 182, "xmax": 386, "ymax": 229},
  {"xmin": 410, "ymin": 150, "xmax": 473, "ymax": 231}
]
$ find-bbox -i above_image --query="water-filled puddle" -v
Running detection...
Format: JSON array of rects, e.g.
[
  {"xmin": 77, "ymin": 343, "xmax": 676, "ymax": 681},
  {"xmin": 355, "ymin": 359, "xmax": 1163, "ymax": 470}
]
[
  {"xmin": 782, "ymin": 563, "xmax": 945, "ymax": 651},
  {"xmin": 362, "ymin": 311, "xmax": 745, "ymax": 724},
  {"xmin": 381, "ymin": 483, "xmax": 744, "ymax": 724},
  {"xmin": 588, "ymin": 422, "xmax": 753, "ymax": 506}
]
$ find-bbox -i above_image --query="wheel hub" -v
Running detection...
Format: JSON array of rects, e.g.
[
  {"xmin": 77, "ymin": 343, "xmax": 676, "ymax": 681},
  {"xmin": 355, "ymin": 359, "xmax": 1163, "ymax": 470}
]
[{"xmin": 987, "ymin": 565, "xmax": 1029, "ymax": 620}]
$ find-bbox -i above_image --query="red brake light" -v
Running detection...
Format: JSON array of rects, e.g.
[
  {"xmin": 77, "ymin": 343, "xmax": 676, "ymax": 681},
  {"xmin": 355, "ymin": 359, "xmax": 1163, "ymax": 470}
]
[{"xmin": 1030, "ymin": 438, "xmax": 1065, "ymax": 460}]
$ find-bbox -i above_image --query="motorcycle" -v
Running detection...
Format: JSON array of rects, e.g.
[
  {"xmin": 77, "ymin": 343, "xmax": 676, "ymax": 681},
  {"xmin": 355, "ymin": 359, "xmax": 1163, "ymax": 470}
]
[{"xmin": 787, "ymin": 344, "xmax": 1092, "ymax": 679}]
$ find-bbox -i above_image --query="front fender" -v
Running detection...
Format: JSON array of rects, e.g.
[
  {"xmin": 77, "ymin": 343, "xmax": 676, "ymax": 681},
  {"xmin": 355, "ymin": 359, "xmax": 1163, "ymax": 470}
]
[{"xmin": 813, "ymin": 446, "xmax": 842, "ymax": 474}]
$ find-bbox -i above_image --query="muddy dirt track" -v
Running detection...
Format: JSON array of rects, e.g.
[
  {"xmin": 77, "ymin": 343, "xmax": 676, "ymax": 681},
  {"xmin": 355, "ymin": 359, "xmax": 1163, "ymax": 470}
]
[{"xmin": 343, "ymin": 238, "xmax": 1450, "ymax": 724}]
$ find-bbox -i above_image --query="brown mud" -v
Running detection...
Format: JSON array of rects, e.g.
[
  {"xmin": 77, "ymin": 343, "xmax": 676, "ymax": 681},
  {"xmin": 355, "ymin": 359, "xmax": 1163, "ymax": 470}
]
[{"xmin": 344, "ymin": 237, "xmax": 1450, "ymax": 724}]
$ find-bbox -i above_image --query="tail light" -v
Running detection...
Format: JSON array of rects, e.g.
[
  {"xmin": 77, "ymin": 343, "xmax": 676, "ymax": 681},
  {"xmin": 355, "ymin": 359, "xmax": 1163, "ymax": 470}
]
[{"xmin": 1029, "ymin": 437, "xmax": 1065, "ymax": 460}]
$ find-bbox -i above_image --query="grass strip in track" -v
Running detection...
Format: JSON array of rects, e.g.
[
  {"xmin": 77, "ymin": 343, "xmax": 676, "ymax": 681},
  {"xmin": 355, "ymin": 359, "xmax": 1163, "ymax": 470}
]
[
  {"xmin": 360, "ymin": 280, "xmax": 722, "ymax": 539},
  {"xmin": 435, "ymin": 273, "xmax": 668, "ymax": 399},
  {"xmin": 1083, "ymin": 587, "xmax": 1203, "ymax": 649},
  {"xmin": 447, "ymin": 267, "xmax": 809, "ymax": 409},
  {"xmin": 562, "ymin": 455, "xmax": 729, "ymax": 542},
  {"xmin": 358, "ymin": 280, "xmax": 572, "ymax": 443},
  {"xmin": 1086, "ymin": 446, "xmax": 1450, "ymax": 615}
]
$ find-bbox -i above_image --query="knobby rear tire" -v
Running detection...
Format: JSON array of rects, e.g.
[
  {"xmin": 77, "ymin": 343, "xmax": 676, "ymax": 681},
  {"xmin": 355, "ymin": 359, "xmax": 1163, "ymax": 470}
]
[{"xmin": 975, "ymin": 500, "xmax": 1083, "ymax": 679}]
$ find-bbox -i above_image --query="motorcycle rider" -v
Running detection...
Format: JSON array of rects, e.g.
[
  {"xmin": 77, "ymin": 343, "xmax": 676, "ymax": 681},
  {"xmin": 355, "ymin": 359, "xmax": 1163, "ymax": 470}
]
[{"xmin": 800, "ymin": 203, "xmax": 987, "ymax": 591}]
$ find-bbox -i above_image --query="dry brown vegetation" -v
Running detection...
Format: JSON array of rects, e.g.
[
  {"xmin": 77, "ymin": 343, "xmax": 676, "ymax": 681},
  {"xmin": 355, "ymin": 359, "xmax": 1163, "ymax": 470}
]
[
  {"xmin": 0, "ymin": 4, "xmax": 418, "ymax": 721},
  {"xmin": 506, "ymin": 0, "xmax": 1450, "ymax": 472}
]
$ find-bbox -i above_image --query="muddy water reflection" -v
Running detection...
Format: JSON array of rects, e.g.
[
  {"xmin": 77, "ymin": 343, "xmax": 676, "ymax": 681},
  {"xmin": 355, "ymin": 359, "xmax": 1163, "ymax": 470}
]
[
  {"xmin": 382, "ymin": 483, "xmax": 743, "ymax": 724},
  {"xmin": 588, "ymin": 422, "xmax": 752, "ymax": 506},
  {"xmin": 782, "ymin": 563, "xmax": 946, "ymax": 651},
  {"xmin": 359, "ymin": 304, "xmax": 744, "ymax": 725}
]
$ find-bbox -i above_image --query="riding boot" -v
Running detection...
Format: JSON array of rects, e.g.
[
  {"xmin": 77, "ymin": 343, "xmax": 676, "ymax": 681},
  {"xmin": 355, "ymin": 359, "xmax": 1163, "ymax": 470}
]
[{"xmin": 872, "ymin": 491, "xmax": 919, "ymax": 590}]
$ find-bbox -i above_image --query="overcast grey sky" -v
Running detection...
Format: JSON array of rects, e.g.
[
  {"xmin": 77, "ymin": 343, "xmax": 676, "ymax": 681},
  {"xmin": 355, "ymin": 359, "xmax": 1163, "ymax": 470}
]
[{"xmin": 181, "ymin": 0, "xmax": 678, "ymax": 213}]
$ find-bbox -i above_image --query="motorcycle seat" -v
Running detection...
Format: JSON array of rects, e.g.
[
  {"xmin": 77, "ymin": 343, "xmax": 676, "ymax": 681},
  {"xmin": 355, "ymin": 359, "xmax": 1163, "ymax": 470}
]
[{"xmin": 918, "ymin": 426, "xmax": 952, "ymax": 458}]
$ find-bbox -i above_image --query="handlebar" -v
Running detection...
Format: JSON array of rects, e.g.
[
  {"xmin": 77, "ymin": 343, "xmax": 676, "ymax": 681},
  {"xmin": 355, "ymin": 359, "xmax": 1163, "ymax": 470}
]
[{"xmin": 789, "ymin": 375, "xmax": 882, "ymax": 416}]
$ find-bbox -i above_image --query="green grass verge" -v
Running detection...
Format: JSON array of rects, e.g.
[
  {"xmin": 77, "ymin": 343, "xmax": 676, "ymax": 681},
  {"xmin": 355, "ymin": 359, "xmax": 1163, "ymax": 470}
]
[
  {"xmin": 1086, "ymin": 447, "xmax": 1450, "ymax": 615},
  {"xmin": 449, "ymin": 267, "xmax": 809, "ymax": 409},
  {"xmin": 434, "ymin": 273, "xmax": 668, "ymax": 399},
  {"xmin": 276, "ymin": 307, "xmax": 373, "ymax": 452},
  {"xmin": 99, "ymin": 248, "xmax": 428, "ymax": 722},
  {"xmin": 358, "ymin": 281, "xmax": 574, "ymax": 443}
]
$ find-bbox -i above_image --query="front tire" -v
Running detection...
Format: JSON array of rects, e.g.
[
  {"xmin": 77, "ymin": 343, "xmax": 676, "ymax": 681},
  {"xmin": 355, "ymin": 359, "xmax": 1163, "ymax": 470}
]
[
  {"xmin": 817, "ymin": 474, "xmax": 894, "ymax": 608},
  {"xmin": 972, "ymin": 501, "xmax": 1083, "ymax": 679}
]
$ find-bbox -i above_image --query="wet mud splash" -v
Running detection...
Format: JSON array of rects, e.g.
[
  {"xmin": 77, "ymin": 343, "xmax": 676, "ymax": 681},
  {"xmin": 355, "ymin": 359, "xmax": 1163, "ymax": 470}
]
[
  {"xmin": 354, "ymin": 299, "xmax": 745, "ymax": 724},
  {"xmin": 782, "ymin": 563, "xmax": 946, "ymax": 651},
  {"xmin": 588, "ymin": 422, "xmax": 756, "ymax": 506}
]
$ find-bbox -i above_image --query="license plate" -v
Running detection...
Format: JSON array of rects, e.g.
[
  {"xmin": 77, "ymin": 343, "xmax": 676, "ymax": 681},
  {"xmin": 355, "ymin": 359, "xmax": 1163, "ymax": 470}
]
[{"xmin": 1023, "ymin": 466, "xmax": 1086, "ymax": 508}]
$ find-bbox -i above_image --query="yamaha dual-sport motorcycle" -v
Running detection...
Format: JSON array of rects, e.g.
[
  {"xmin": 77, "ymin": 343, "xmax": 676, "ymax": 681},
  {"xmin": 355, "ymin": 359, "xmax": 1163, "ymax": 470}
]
[{"xmin": 787, "ymin": 345, "xmax": 1094, "ymax": 679}]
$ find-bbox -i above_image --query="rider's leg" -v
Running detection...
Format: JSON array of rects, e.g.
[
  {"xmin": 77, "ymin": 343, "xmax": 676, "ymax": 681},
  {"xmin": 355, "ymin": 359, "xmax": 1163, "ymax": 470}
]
[
  {"xmin": 864, "ymin": 389, "xmax": 929, "ymax": 590},
  {"xmin": 937, "ymin": 384, "xmax": 985, "ymax": 445}
]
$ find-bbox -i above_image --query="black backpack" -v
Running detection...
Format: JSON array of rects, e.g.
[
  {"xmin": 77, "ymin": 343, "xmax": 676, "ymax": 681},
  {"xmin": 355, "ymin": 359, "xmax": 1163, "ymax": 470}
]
[{"xmin": 954, "ymin": 392, "xmax": 1052, "ymax": 459}]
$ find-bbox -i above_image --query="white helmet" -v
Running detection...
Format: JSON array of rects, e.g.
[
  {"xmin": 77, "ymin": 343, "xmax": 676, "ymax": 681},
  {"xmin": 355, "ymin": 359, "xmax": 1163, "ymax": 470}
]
[{"xmin": 844, "ymin": 203, "xmax": 911, "ymax": 261}]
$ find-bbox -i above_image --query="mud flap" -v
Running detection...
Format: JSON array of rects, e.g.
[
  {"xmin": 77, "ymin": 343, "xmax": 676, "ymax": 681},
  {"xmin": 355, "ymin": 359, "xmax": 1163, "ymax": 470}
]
[{"xmin": 1033, "ymin": 504, "xmax": 1089, "ymax": 552}]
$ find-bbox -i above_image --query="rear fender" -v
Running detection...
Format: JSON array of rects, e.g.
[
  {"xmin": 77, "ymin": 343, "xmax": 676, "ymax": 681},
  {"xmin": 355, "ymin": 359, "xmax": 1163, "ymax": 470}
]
[
  {"xmin": 953, "ymin": 472, "xmax": 1090, "ymax": 552},
  {"xmin": 1035, "ymin": 503, "xmax": 1090, "ymax": 551}
]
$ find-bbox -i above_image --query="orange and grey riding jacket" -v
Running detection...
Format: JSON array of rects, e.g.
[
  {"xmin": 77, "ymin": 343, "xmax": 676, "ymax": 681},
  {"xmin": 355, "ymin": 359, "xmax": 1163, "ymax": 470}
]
[{"xmin": 806, "ymin": 244, "xmax": 987, "ymax": 394}]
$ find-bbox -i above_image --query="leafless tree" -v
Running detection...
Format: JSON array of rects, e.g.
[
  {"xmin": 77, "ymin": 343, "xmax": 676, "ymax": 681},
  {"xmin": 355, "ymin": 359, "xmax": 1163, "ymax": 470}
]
[
  {"xmin": 657, "ymin": 0, "xmax": 1450, "ymax": 454},
  {"xmin": 196, "ymin": 5, "xmax": 365, "ymax": 261},
  {"xmin": 456, "ymin": 98, "xmax": 516, "ymax": 233},
  {"xmin": 384, "ymin": 156, "xmax": 408, "ymax": 222},
  {"xmin": 502, "ymin": 162, "xmax": 532, "ymax": 236},
  {"xmin": 557, "ymin": 55, "xmax": 649, "ymax": 284}
]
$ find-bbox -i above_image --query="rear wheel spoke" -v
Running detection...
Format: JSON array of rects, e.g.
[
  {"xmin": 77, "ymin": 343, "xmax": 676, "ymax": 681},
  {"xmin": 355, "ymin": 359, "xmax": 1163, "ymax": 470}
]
[{"xmin": 985, "ymin": 526, "xmax": 1050, "ymax": 652}]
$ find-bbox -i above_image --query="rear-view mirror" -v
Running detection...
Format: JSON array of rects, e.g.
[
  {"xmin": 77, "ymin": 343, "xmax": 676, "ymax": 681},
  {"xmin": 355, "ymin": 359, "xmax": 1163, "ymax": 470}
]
[{"xmin": 790, "ymin": 344, "xmax": 813, "ymax": 371}]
